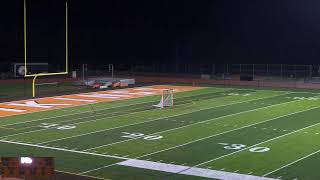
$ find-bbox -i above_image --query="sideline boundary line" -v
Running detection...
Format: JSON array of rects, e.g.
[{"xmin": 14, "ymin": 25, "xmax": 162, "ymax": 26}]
[
  {"xmin": 78, "ymin": 106, "xmax": 320, "ymax": 175},
  {"xmin": 0, "ymin": 139, "xmax": 129, "ymax": 160},
  {"xmin": 56, "ymin": 170, "xmax": 106, "ymax": 180}
]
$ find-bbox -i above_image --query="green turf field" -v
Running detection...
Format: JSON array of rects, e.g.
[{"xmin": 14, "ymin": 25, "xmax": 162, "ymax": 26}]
[{"xmin": 1, "ymin": 86, "xmax": 320, "ymax": 179}]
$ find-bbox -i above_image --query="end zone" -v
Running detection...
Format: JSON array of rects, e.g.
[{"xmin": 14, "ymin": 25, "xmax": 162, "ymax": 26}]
[{"xmin": 0, "ymin": 85, "xmax": 203, "ymax": 118}]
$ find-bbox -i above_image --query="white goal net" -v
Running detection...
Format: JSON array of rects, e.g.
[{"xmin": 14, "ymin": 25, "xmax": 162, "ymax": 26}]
[{"xmin": 153, "ymin": 89, "xmax": 174, "ymax": 108}]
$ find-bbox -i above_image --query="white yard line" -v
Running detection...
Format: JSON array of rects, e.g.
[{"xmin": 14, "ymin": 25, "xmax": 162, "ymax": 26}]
[
  {"xmin": 263, "ymin": 149, "xmax": 320, "ymax": 177},
  {"xmin": 84, "ymin": 97, "xmax": 306, "ymax": 151},
  {"xmin": 78, "ymin": 164, "xmax": 117, "ymax": 175},
  {"xmin": 1, "ymin": 89, "xmax": 227, "ymax": 130},
  {"xmin": 78, "ymin": 105, "xmax": 320, "ymax": 178},
  {"xmin": 136, "ymin": 106, "xmax": 320, "ymax": 160},
  {"xmin": 55, "ymin": 170, "xmax": 105, "ymax": 180},
  {"xmin": 38, "ymin": 92, "xmax": 290, "ymax": 145},
  {"xmin": 14, "ymin": 104, "xmax": 159, "ymax": 131},
  {"xmin": 2, "ymin": 88, "xmax": 222, "ymax": 127},
  {"xmin": 192, "ymin": 119, "xmax": 320, "ymax": 168},
  {"xmin": 2, "ymin": 98, "xmax": 158, "ymax": 127},
  {"xmin": 0, "ymin": 139, "xmax": 129, "ymax": 160},
  {"xmin": 237, "ymin": 88, "xmax": 320, "ymax": 95},
  {"xmin": 0, "ymin": 87, "xmax": 271, "ymax": 128},
  {"xmin": 77, "ymin": 106, "xmax": 320, "ymax": 175}
]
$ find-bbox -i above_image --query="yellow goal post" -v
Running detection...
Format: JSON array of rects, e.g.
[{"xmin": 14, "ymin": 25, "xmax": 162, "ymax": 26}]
[{"xmin": 24, "ymin": 0, "xmax": 69, "ymax": 97}]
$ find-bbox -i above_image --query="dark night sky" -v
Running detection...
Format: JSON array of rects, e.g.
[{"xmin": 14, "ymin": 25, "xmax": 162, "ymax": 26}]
[{"xmin": 1, "ymin": 0, "xmax": 320, "ymax": 66}]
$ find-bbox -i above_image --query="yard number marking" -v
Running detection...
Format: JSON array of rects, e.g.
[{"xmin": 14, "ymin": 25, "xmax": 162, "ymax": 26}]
[
  {"xmin": 286, "ymin": 97, "xmax": 319, "ymax": 101},
  {"xmin": 121, "ymin": 132, "xmax": 163, "ymax": 141},
  {"xmin": 218, "ymin": 143, "xmax": 270, "ymax": 153},
  {"xmin": 39, "ymin": 123, "xmax": 76, "ymax": 130}
]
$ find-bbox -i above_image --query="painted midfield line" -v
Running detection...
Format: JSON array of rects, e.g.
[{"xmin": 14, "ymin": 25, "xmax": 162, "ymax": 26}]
[
  {"xmin": 37, "ymin": 92, "xmax": 289, "ymax": 145},
  {"xmin": 83, "ymin": 96, "xmax": 306, "ymax": 151}
]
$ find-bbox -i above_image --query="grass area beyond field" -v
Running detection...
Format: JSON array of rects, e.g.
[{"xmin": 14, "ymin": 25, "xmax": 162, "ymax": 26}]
[{"xmin": 1, "ymin": 85, "xmax": 320, "ymax": 180}]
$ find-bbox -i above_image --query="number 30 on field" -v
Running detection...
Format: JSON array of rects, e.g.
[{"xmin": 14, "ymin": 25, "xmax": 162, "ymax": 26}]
[
  {"xmin": 121, "ymin": 132, "xmax": 162, "ymax": 141},
  {"xmin": 218, "ymin": 143, "xmax": 270, "ymax": 153}
]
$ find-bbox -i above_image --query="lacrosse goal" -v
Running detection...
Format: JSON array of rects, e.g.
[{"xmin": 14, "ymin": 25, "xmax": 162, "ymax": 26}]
[{"xmin": 153, "ymin": 89, "xmax": 174, "ymax": 108}]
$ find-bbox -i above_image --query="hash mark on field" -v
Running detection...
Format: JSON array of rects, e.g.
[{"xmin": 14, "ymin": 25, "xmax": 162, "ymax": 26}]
[
  {"xmin": 248, "ymin": 172, "xmax": 253, "ymax": 175},
  {"xmin": 234, "ymin": 170, "xmax": 239, "ymax": 173}
]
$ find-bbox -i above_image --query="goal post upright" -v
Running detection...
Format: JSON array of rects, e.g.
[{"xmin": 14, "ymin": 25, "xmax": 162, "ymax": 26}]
[{"xmin": 24, "ymin": 0, "xmax": 69, "ymax": 97}]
